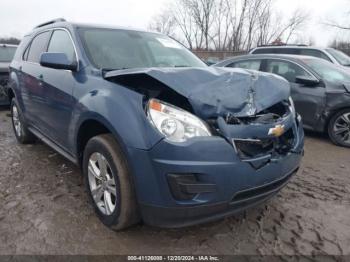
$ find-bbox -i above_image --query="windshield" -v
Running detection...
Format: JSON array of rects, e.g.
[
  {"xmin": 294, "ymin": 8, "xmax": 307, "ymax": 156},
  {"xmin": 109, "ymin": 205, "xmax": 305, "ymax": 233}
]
[
  {"xmin": 304, "ymin": 58, "xmax": 350, "ymax": 83},
  {"xmin": 78, "ymin": 28, "xmax": 206, "ymax": 70},
  {"xmin": 0, "ymin": 46, "xmax": 17, "ymax": 62},
  {"xmin": 326, "ymin": 48, "xmax": 350, "ymax": 66}
]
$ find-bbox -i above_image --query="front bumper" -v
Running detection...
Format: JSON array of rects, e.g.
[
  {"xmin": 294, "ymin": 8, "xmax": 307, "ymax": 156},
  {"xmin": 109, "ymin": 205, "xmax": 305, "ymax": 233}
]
[{"xmin": 127, "ymin": 117, "xmax": 304, "ymax": 228}]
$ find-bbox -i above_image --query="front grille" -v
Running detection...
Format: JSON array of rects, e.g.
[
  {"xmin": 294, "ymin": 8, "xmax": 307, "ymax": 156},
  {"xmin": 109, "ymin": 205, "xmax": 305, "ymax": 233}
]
[
  {"xmin": 233, "ymin": 128, "xmax": 295, "ymax": 159},
  {"xmin": 231, "ymin": 169, "xmax": 297, "ymax": 204},
  {"xmin": 234, "ymin": 138, "xmax": 274, "ymax": 158}
]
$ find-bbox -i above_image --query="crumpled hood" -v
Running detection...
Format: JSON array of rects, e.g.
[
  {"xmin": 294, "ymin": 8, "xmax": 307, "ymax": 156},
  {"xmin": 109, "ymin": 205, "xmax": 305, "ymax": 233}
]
[{"xmin": 104, "ymin": 67, "xmax": 290, "ymax": 118}]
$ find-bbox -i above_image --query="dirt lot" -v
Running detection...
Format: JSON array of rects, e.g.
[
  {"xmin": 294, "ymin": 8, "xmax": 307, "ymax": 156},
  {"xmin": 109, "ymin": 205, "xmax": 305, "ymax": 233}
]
[{"xmin": 0, "ymin": 108, "xmax": 349, "ymax": 256}]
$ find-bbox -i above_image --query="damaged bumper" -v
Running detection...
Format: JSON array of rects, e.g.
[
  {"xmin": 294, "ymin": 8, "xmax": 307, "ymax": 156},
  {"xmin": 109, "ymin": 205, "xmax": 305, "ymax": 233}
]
[{"xmin": 127, "ymin": 114, "xmax": 304, "ymax": 228}]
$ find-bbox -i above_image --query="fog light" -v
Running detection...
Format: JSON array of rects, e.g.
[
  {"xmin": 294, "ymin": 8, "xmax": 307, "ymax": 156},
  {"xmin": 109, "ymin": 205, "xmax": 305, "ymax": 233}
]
[{"xmin": 167, "ymin": 174, "xmax": 216, "ymax": 200}]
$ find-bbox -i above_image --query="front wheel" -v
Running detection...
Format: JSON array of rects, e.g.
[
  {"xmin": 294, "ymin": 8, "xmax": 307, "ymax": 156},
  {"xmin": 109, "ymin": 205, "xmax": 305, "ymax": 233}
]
[
  {"xmin": 83, "ymin": 134, "xmax": 140, "ymax": 230},
  {"xmin": 11, "ymin": 99, "xmax": 36, "ymax": 144},
  {"xmin": 328, "ymin": 109, "xmax": 350, "ymax": 148}
]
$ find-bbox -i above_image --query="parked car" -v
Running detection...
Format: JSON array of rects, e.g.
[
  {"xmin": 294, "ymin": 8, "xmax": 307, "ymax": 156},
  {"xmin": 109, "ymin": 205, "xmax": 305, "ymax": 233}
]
[
  {"xmin": 215, "ymin": 54, "xmax": 350, "ymax": 147},
  {"xmin": 9, "ymin": 19, "xmax": 304, "ymax": 230},
  {"xmin": 0, "ymin": 43, "xmax": 17, "ymax": 105},
  {"xmin": 204, "ymin": 57, "xmax": 221, "ymax": 66},
  {"xmin": 250, "ymin": 45, "xmax": 350, "ymax": 68}
]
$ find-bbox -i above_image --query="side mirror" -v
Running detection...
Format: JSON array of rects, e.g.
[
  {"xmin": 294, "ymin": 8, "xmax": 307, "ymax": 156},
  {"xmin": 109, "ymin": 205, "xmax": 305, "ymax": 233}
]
[
  {"xmin": 40, "ymin": 52, "xmax": 78, "ymax": 71},
  {"xmin": 295, "ymin": 75, "xmax": 320, "ymax": 87}
]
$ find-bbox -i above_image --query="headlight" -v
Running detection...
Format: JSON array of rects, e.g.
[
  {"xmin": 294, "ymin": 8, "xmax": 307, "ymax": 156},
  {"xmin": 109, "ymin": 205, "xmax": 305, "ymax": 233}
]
[
  {"xmin": 147, "ymin": 99, "xmax": 211, "ymax": 142},
  {"xmin": 288, "ymin": 96, "xmax": 296, "ymax": 118}
]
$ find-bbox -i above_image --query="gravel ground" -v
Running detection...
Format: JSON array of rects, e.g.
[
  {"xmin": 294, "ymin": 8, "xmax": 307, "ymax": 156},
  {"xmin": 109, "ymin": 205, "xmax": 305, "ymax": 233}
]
[{"xmin": 0, "ymin": 108, "xmax": 349, "ymax": 256}]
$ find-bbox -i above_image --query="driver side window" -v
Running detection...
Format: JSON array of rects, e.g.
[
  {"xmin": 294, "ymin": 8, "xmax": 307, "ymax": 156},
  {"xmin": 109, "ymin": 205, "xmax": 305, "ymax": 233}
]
[
  {"xmin": 266, "ymin": 60, "xmax": 311, "ymax": 83},
  {"xmin": 47, "ymin": 30, "xmax": 76, "ymax": 63}
]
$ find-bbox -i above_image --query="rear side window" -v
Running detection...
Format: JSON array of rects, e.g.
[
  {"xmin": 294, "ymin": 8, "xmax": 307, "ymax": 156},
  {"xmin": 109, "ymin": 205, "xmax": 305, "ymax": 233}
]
[
  {"xmin": 266, "ymin": 60, "xmax": 312, "ymax": 83},
  {"xmin": 252, "ymin": 48, "xmax": 276, "ymax": 54},
  {"xmin": 228, "ymin": 60, "xmax": 262, "ymax": 71},
  {"xmin": 252, "ymin": 48, "xmax": 299, "ymax": 55},
  {"xmin": 299, "ymin": 49, "xmax": 331, "ymax": 62},
  {"xmin": 47, "ymin": 30, "xmax": 76, "ymax": 63},
  {"xmin": 27, "ymin": 31, "xmax": 51, "ymax": 63}
]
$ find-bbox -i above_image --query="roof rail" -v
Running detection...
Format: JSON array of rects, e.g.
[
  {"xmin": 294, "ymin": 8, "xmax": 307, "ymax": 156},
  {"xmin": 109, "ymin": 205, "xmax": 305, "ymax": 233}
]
[{"xmin": 34, "ymin": 18, "xmax": 66, "ymax": 29}]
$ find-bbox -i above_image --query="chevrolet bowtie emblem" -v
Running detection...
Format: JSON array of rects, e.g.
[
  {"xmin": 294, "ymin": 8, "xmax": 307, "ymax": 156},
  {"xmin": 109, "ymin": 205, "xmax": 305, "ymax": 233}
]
[{"xmin": 268, "ymin": 125, "xmax": 285, "ymax": 137}]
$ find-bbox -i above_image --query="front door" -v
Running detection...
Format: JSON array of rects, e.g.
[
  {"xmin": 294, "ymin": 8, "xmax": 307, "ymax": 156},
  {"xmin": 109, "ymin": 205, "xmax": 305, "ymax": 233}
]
[
  {"xmin": 39, "ymin": 29, "xmax": 78, "ymax": 148},
  {"xmin": 264, "ymin": 59, "xmax": 326, "ymax": 130}
]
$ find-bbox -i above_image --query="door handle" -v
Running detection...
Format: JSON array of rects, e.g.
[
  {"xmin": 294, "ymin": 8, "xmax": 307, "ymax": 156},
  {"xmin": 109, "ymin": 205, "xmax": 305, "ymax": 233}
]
[{"xmin": 37, "ymin": 74, "xmax": 43, "ymax": 80}]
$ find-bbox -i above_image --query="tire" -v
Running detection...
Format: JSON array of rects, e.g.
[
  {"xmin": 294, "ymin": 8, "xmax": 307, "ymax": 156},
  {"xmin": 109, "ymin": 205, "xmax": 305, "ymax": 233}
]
[
  {"xmin": 10, "ymin": 99, "xmax": 36, "ymax": 144},
  {"xmin": 83, "ymin": 134, "xmax": 140, "ymax": 230},
  {"xmin": 328, "ymin": 109, "xmax": 350, "ymax": 148}
]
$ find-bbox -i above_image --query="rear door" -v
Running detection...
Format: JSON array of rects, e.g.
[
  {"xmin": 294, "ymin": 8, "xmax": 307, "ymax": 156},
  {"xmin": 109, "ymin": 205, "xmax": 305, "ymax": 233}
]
[
  {"xmin": 263, "ymin": 59, "xmax": 326, "ymax": 129},
  {"xmin": 20, "ymin": 31, "xmax": 51, "ymax": 127}
]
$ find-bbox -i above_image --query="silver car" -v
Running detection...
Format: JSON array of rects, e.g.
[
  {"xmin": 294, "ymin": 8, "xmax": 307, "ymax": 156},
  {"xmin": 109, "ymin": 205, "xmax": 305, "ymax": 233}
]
[{"xmin": 250, "ymin": 45, "xmax": 350, "ymax": 68}]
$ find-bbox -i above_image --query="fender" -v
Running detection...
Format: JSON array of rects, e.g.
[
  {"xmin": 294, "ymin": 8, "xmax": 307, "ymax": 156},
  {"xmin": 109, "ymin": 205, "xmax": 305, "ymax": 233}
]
[{"xmin": 70, "ymin": 83, "xmax": 163, "ymax": 157}]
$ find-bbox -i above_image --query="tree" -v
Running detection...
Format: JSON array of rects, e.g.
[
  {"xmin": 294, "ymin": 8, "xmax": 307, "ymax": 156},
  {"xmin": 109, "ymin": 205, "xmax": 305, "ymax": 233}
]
[
  {"xmin": 148, "ymin": 10, "xmax": 176, "ymax": 37},
  {"xmin": 0, "ymin": 37, "xmax": 21, "ymax": 45},
  {"xmin": 149, "ymin": 0, "xmax": 310, "ymax": 51}
]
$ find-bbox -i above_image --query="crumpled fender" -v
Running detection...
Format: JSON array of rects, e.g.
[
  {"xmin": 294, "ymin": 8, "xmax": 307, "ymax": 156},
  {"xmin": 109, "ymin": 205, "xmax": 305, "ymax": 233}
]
[{"xmin": 104, "ymin": 67, "xmax": 290, "ymax": 118}]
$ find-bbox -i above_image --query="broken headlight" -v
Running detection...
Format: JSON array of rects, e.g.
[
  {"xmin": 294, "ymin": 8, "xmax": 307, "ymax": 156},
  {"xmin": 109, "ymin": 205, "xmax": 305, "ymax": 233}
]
[
  {"xmin": 289, "ymin": 96, "xmax": 296, "ymax": 118},
  {"xmin": 147, "ymin": 99, "xmax": 211, "ymax": 142}
]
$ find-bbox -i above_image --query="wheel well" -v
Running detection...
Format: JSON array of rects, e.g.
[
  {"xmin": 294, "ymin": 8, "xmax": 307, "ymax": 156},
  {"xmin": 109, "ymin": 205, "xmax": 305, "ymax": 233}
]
[
  {"xmin": 7, "ymin": 88, "xmax": 15, "ymax": 101},
  {"xmin": 325, "ymin": 107, "xmax": 350, "ymax": 132},
  {"xmin": 76, "ymin": 120, "xmax": 111, "ymax": 167}
]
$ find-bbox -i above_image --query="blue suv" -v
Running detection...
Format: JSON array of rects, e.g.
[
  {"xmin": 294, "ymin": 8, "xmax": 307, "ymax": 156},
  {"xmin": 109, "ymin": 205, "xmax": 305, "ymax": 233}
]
[{"xmin": 9, "ymin": 19, "xmax": 304, "ymax": 230}]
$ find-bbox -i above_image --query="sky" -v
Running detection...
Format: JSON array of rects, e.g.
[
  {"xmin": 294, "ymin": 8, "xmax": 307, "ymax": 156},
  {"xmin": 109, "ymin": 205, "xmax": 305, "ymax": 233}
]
[{"xmin": 0, "ymin": 0, "xmax": 349, "ymax": 47}]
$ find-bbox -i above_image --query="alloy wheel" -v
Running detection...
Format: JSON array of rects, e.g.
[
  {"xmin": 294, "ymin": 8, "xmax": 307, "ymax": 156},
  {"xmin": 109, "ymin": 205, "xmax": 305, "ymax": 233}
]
[
  {"xmin": 12, "ymin": 104, "xmax": 22, "ymax": 138},
  {"xmin": 333, "ymin": 112, "xmax": 350, "ymax": 144},
  {"xmin": 88, "ymin": 152, "xmax": 117, "ymax": 215}
]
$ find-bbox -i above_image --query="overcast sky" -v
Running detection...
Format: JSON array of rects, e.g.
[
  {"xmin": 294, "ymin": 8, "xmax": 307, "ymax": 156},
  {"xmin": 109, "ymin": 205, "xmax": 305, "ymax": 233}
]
[{"xmin": 0, "ymin": 0, "xmax": 349, "ymax": 47}]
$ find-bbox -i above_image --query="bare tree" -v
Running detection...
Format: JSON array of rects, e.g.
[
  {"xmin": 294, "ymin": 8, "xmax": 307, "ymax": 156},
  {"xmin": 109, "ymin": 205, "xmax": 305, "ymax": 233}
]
[
  {"xmin": 171, "ymin": 0, "xmax": 198, "ymax": 49},
  {"xmin": 324, "ymin": 1, "xmax": 350, "ymax": 31},
  {"xmin": 244, "ymin": 0, "xmax": 267, "ymax": 50},
  {"xmin": 185, "ymin": 0, "xmax": 215, "ymax": 50},
  {"xmin": 149, "ymin": 0, "xmax": 310, "ymax": 51},
  {"xmin": 148, "ymin": 10, "xmax": 176, "ymax": 36},
  {"xmin": 325, "ymin": 21, "xmax": 350, "ymax": 31},
  {"xmin": 0, "ymin": 37, "xmax": 21, "ymax": 45},
  {"xmin": 282, "ymin": 9, "xmax": 309, "ymax": 43}
]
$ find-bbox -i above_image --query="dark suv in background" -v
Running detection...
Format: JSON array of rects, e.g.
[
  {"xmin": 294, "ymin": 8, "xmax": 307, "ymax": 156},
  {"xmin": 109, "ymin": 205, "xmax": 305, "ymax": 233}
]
[
  {"xmin": 250, "ymin": 45, "xmax": 350, "ymax": 68},
  {"xmin": 0, "ymin": 44, "xmax": 17, "ymax": 105}
]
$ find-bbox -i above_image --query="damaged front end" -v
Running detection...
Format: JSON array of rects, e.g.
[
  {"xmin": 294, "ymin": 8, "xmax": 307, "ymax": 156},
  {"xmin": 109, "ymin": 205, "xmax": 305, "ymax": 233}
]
[
  {"xmin": 104, "ymin": 67, "xmax": 301, "ymax": 169},
  {"xmin": 217, "ymin": 98, "xmax": 301, "ymax": 169},
  {"xmin": 103, "ymin": 66, "xmax": 304, "ymax": 227}
]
